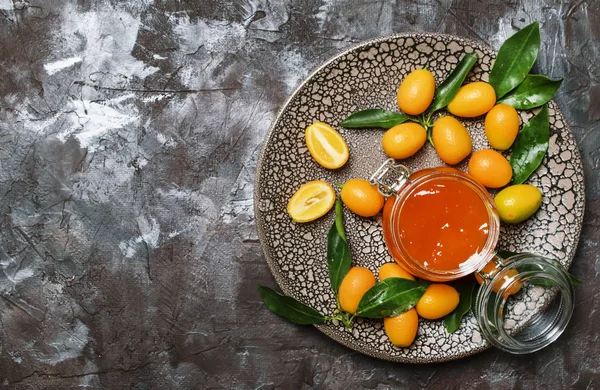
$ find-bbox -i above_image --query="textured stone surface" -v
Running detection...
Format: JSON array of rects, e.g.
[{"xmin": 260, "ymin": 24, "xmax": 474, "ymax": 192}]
[{"xmin": 0, "ymin": 0, "xmax": 598, "ymax": 388}]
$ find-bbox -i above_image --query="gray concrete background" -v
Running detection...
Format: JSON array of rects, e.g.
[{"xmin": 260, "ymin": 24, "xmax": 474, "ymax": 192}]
[{"xmin": 0, "ymin": 0, "xmax": 598, "ymax": 389}]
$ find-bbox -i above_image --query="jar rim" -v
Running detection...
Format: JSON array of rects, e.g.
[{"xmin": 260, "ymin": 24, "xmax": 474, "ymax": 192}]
[{"xmin": 384, "ymin": 169, "xmax": 500, "ymax": 282}]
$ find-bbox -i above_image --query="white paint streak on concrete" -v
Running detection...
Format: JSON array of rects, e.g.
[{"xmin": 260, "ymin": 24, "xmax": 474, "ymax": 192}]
[
  {"xmin": 44, "ymin": 56, "xmax": 82, "ymax": 75},
  {"xmin": 156, "ymin": 133, "xmax": 167, "ymax": 144},
  {"xmin": 0, "ymin": 256, "xmax": 35, "ymax": 292},
  {"xmin": 172, "ymin": 16, "xmax": 246, "ymax": 55},
  {"xmin": 118, "ymin": 216, "xmax": 161, "ymax": 258},
  {"xmin": 118, "ymin": 241, "xmax": 137, "ymax": 258},
  {"xmin": 221, "ymin": 198, "xmax": 254, "ymax": 223},
  {"xmin": 135, "ymin": 157, "xmax": 149, "ymax": 168},
  {"xmin": 153, "ymin": 54, "xmax": 167, "ymax": 60},
  {"xmin": 79, "ymin": 361, "xmax": 101, "ymax": 388},
  {"xmin": 278, "ymin": 49, "xmax": 309, "ymax": 93},
  {"xmin": 156, "ymin": 187, "xmax": 219, "ymax": 246},
  {"xmin": 315, "ymin": 0, "xmax": 336, "ymax": 31},
  {"xmin": 10, "ymin": 268, "xmax": 34, "ymax": 284},
  {"xmin": 167, "ymin": 230, "xmax": 184, "ymax": 239},
  {"xmin": 56, "ymin": 100, "xmax": 138, "ymax": 151},
  {"xmin": 153, "ymin": 131, "xmax": 177, "ymax": 149},
  {"xmin": 57, "ymin": 3, "xmax": 158, "ymax": 81},
  {"xmin": 246, "ymin": 0, "xmax": 289, "ymax": 37},
  {"xmin": 12, "ymin": 91, "xmax": 140, "ymax": 151},
  {"xmin": 140, "ymin": 93, "xmax": 172, "ymax": 103},
  {"xmin": 109, "ymin": 93, "xmax": 137, "ymax": 104},
  {"xmin": 138, "ymin": 216, "xmax": 160, "ymax": 248},
  {"xmin": 37, "ymin": 320, "xmax": 89, "ymax": 365},
  {"xmin": 9, "ymin": 352, "xmax": 22, "ymax": 364},
  {"xmin": 490, "ymin": 18, "xmax": 514, "ymax": 50},
  {"xmin": 169, "ymin": 16, "xmax": 247, "ymax": 90},
  {"xmin": 14, "ymin": 4, "xmax": 168, "ymax": 153}
]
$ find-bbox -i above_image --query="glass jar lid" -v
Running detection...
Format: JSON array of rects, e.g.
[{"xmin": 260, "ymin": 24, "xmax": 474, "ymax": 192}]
[{"xmin": 474, "ymin": 254, "xmax": 575, "ymax": 354}]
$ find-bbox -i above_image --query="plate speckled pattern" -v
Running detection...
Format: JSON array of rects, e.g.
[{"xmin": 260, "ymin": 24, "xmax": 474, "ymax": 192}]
[{"xmin": 254, "ymin": 33, "xmax": 585, "ymax": 363}]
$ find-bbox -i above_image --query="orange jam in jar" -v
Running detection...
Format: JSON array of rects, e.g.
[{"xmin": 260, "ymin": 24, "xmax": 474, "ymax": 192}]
[{"xmin": 381, "ymin": 167, "xmax": 500, "ymax": 282}]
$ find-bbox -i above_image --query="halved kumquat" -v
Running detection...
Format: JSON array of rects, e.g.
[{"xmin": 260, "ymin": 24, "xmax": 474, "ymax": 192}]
[
  {"xmin": 287, "ymin": 180, "xmax": 336, "ymax": 223},
  {"xmin": 305, "ymin": 122, "xmax": 349, "ymax": 169}
]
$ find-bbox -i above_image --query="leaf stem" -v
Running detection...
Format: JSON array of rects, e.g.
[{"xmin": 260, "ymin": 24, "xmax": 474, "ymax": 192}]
[
  {"xmin": 418, "ymin": 113, "xmax": 435, "ymax": 147},
  {"xmin": 427, "ymin": 128, "xmax": 434, "ymax": 147},
  {"xmin": 326, "ymin": 310, "xmax": 355, "ymax": 330},
  {"xmin": 347, "ymin": 314, "xmax": 356, "ymax": 325},
  {"xmin": 340, "ymin": 313, "xmax": 355, "ymax": 329}
]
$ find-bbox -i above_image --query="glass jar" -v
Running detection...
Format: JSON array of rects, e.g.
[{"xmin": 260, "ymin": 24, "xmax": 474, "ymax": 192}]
[{"xmin": 371, "ymin": 159, "xmax": 576, "ymax": 354}]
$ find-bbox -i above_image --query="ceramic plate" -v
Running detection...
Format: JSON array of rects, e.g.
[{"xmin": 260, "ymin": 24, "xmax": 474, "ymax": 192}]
[{"xmin": 254, "ymin": 33, "xmax": 585, "ymax": 363}]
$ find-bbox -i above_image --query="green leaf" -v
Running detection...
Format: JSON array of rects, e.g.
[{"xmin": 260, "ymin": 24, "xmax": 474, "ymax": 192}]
[
  {"xmin": 489, "ymin": 21, "xmax": 541, "ymax": 99},
  {"xmin": 510, "ymin": 104, "xmax": 549, "ymax": 184},
  {"xmin": 498, "ymin": 75, "xmax": 563, "ymax": 110},
  {"xmin": 327, "ymin": 199, "xmax": 352, "ymax": 296},
  {"xmin": 258, "ymin": 285, "xmax": 326, "ymax": 325},
  {"xmin": 356, "ymin": 278, "xmax": 429, "ymax": 318},
  {"xmin": 340, "ymin": 109, "xmax": 410, "ymax": 129},
  {"xmin": 430, "ymin": 52, "xmax": 478, "ymax": 113},
  {"xmin": 444, "ymin": 278, "xmax": 477, "ymax": 333}
]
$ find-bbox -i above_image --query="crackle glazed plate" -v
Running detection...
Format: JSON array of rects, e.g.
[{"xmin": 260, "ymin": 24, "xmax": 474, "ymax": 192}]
[{"xmin": 254, "ymin": 33, "xmax": 584, "ymax": 363}]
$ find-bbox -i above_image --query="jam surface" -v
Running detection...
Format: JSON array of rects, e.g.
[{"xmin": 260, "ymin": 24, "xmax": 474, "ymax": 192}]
[{"xmin": 395, "ymin": 176, "xmax": 490, "ymax": 271}]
